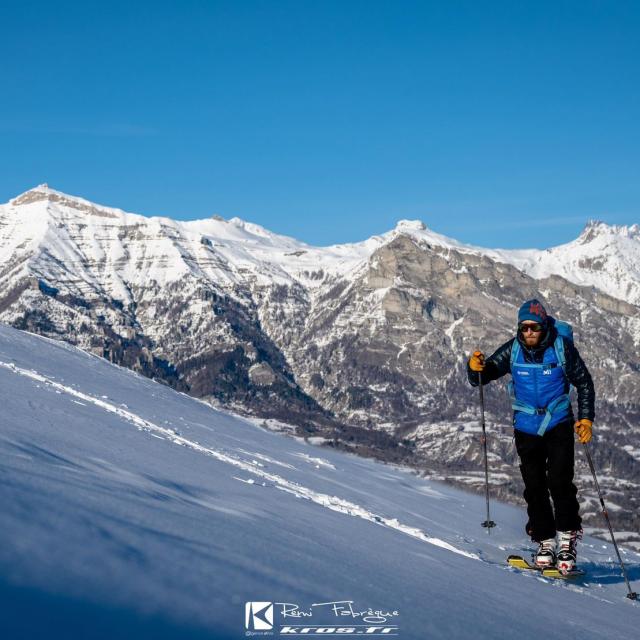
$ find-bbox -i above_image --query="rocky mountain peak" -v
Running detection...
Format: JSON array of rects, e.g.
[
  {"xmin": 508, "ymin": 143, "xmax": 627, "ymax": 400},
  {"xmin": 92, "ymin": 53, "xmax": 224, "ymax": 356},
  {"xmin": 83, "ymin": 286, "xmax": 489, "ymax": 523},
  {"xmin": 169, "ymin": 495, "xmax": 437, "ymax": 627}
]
[
  {"xmin": 8, "ymin": 185, "xmax": 120, "ymax": 219},
  {"xmin": 10, "ymin": 183, "xmax": 56, "ymax": 206},
  {"xmin": 395, "ymin": 219, "xmax": 427, "ymax": 232},
  {"xmin": 226, "ymin": 216, "xmax": 289, "ymax": 241},
  {"xmin": 578, "ymin": 219, "xmax": 640, "ymax": 244}
]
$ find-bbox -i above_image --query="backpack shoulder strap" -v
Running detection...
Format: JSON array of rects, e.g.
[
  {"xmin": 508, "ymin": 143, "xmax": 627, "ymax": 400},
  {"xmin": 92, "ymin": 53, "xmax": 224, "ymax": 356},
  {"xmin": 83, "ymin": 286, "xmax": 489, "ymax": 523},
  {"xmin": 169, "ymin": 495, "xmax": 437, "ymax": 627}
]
[
  {"xmin": 510, "ymin": 338, "xmax": 521, "ymax": 371},
  {"xmin": 554, "ymin": 335, "xmax": 567, "ymax": 377}
]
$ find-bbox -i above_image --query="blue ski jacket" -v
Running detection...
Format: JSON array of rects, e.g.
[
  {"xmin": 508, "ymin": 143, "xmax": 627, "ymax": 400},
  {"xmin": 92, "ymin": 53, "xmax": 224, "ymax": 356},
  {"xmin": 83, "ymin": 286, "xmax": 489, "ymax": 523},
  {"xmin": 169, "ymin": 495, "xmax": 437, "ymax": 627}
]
[{"xmin": 467, "ymin": 326, "xmax": 595, "ymax": 436}]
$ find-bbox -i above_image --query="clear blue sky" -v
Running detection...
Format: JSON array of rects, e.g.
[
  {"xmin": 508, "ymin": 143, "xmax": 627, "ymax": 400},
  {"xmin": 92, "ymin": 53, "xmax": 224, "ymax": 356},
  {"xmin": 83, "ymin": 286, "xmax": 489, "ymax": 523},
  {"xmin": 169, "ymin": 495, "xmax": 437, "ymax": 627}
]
[{"xmin": 1, "ymin": 0, "xmax": 638, "ymax": 247}]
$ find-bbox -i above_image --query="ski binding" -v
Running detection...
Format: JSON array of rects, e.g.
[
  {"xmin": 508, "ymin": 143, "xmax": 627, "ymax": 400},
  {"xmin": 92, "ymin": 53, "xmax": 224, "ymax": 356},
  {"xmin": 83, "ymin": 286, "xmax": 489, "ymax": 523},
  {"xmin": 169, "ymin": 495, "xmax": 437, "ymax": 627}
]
[{"xmin": 507, "ymin": 555, "xmax": 585, "ymax": 579}]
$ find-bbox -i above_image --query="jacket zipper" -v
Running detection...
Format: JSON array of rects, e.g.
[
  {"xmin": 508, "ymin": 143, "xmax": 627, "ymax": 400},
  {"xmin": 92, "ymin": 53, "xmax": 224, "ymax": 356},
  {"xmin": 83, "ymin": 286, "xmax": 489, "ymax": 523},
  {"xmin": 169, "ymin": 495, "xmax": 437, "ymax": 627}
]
[{"xmin": 526, "ymin": 345, "xmax": 540, "ymax": 409}]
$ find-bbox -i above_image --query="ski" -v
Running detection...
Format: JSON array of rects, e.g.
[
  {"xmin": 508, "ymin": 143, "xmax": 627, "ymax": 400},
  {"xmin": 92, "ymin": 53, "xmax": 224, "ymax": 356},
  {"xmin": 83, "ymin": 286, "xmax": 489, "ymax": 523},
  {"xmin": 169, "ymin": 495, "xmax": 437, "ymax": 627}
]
[
  {"xmin": 507, "ymin": 555, "xmax": 585, "ymax": 579},
  {"xmin": 541, "ymin": 566, "xmax": 586, "ymax": 579}
]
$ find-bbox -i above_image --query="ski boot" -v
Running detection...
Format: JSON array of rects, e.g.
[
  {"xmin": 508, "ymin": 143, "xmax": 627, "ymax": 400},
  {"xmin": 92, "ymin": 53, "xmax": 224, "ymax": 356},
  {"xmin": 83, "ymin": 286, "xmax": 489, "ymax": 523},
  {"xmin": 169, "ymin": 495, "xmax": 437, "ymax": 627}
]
[
  {"xmin": 534, "ymin": 538, "xmax": 557, "ymax": 568},
  {"xmin": 557, "ymin": 530, "xmax": 580, "ymax": 573}
]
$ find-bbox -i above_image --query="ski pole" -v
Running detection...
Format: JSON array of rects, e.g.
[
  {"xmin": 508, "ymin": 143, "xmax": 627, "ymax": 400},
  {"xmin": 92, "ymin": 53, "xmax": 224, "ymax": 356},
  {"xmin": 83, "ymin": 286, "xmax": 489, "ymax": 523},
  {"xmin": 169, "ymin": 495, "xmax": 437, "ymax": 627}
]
[
  {"xmin": 582, "ymin": 442, "xmax": 637, "ymax": 600},
  {"xmin": 479, "ymin": 371, "xmax": 496, "ymax": 531}
]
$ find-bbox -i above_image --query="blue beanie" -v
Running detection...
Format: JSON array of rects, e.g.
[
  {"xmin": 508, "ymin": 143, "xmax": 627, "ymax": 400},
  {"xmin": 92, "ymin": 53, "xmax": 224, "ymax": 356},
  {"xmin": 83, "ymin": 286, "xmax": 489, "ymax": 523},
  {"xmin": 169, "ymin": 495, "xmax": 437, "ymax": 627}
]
[{"xmin": 518, "ymin": 299, "xmax": 548, "ymax": 324}]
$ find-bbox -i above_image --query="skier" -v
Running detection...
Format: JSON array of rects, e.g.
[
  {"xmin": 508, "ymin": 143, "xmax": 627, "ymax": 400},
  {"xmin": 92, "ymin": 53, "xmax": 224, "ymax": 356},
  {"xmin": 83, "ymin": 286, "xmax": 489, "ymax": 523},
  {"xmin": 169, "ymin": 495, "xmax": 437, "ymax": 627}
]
[{"xmin": 467, "ymin": 299, "xmax": 595, "ymax": 572}]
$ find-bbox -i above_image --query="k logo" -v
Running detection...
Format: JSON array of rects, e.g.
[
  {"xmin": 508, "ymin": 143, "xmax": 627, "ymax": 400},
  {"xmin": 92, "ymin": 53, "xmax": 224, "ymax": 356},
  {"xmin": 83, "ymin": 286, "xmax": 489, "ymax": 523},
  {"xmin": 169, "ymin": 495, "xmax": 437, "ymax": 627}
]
[{"xmin": 245, "ymin": 602, "xmax": 274, "ymax": 630}]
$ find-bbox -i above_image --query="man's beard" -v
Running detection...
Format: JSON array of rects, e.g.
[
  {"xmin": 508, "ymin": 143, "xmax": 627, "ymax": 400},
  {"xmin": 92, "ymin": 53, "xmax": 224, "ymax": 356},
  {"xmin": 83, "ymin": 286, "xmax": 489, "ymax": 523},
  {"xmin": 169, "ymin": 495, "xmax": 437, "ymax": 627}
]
[{"xmin": 524, "ymin": 333, "xmax": 542, "ymax": 347}]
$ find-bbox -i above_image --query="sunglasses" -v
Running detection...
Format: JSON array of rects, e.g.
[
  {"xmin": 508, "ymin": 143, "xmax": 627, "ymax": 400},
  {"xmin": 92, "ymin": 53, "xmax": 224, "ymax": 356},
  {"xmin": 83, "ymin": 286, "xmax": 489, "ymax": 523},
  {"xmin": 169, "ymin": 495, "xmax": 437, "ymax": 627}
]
[{"xmin": 519, "ymin": 322, "xmax": 544, "ymax": 333}]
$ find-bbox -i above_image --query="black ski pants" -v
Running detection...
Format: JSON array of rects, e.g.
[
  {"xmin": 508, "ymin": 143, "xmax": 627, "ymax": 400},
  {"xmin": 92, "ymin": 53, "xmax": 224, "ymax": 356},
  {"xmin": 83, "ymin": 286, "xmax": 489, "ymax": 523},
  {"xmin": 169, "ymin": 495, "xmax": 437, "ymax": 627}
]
[{"xmin": 514, "ymin": 419, "xmax": 581, "ymax": 542}]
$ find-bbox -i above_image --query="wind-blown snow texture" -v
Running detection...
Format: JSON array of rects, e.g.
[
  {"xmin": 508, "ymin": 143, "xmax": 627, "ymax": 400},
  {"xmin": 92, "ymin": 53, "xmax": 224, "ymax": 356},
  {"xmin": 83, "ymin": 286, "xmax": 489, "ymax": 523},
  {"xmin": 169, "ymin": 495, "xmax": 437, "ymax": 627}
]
[{"xmin": 0, "ymin": 324, "xmax": 638, "ymax": 639}]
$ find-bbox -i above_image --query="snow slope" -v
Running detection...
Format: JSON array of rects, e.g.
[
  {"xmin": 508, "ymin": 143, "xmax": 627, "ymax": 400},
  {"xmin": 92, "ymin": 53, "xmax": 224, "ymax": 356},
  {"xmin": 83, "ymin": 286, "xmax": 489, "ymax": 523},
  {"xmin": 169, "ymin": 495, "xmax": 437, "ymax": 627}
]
[{"xmin": 0, "ymin": 323, "xmax": 638, "ymax": 639}]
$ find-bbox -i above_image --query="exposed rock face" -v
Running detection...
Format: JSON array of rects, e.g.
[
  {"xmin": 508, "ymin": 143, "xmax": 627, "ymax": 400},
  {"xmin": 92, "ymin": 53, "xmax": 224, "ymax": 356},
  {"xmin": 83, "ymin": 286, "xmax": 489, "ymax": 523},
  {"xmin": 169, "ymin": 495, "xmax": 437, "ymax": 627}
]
[
  {"xmin": 248, "ymin": 362, "xmax": 277, "ymax": 386},
  {"xmin": 1, "ymin": 185, "xmax": 640, "ymax": 540}
]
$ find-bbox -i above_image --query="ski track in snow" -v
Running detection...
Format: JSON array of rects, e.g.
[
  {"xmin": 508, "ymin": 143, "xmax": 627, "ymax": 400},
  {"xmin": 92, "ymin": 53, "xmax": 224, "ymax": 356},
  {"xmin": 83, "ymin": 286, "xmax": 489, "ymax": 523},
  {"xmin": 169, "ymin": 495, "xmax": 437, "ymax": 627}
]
[
  {"xmin": 0, "ymin": 358, "xmax": 479, "ymax": 561},
  {"xmin": 235, "ymin": 448, "xmax": 296, "ymax": 470},
  {"xmin": 291, "ymin": 452, "xmax": 337, "ymax": 469}
]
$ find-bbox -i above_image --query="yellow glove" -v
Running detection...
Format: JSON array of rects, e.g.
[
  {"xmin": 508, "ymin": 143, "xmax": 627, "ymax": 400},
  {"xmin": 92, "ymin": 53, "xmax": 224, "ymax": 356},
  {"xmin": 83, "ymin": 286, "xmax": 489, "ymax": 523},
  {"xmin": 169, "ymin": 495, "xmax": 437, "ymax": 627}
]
[
  {"xmin": 574, "ymin": 419, "xmax": 593, "ymax": 444},
  {"xmin": 469, "ymin": 350, "xmax": 485, "ymax": 372}
]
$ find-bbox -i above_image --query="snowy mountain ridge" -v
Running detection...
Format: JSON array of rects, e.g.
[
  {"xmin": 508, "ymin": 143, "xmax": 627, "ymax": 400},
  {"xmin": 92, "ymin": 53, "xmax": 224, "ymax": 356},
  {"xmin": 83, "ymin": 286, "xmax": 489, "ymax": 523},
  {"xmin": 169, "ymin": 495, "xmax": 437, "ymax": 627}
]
[
  {"xmin": 4, "ymin": 184, "xmax": 639, "ymax": 303},
  {"xmin": 3, "ymin": 184, "xmax": 390, "ymax": 293},
  {"xmin": 491, "ymin": 219, "xmax": 640, "ymax": 306}
]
